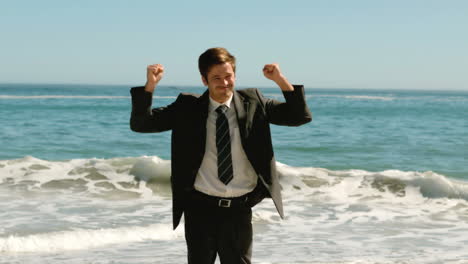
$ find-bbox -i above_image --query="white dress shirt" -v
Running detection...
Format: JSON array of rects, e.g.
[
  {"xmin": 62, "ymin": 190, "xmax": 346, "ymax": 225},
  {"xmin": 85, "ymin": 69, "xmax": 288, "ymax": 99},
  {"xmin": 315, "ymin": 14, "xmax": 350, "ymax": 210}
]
[{"xmin": 194, "ymin": 94, "xmax": 258, "ymax": 198}]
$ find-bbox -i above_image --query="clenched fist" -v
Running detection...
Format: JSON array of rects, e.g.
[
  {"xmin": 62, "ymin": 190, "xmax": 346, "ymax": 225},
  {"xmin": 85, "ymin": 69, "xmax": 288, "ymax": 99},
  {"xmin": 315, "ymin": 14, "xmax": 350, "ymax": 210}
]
[
  {"xmin": 263, "ymin": 63, "xmax": 294, "ymax": 91},
  {"xmin": 145, "ymin": 64, "xmax": 165, "ymax": 92},
  {"xmin": 263, "ymin": 63, "xmax": 283, "ymax": 82}
]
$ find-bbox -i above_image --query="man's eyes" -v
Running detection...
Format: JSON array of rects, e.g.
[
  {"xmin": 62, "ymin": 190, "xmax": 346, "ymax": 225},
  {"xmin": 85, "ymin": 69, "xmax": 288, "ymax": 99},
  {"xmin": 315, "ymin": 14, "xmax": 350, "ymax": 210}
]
[{"xmin": 212, "ymin": 75, "xmax": 232, "ymax": 81}]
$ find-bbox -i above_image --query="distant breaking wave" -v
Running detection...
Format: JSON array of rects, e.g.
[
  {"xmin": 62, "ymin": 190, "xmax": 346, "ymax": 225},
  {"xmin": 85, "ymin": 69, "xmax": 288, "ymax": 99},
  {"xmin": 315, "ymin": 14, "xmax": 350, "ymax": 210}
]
[
  {"xmin": 263, "ymin": 93, "xmax": 395, "ymax": 101},
  {"xmin": 0, "ymin": 95, "xmax": 177, "ymax": 99},
  {"xmin": 3, "ymin": 93, "xmax": 466, "ymax": 102},
  {"xmin": 264, "ymin": 93, "xmax": 468, "ymax": 102},
  {"xmin": 320, "ymin": 95, "xmax": 395, "ymax": 101}
]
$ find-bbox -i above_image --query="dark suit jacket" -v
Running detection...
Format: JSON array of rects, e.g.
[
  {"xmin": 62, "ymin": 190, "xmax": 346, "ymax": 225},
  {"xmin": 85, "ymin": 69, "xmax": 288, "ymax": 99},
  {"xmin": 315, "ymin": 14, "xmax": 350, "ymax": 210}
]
[{"xmin": 130, "ymin": 85, "xmax": 312, "ymax": 229}]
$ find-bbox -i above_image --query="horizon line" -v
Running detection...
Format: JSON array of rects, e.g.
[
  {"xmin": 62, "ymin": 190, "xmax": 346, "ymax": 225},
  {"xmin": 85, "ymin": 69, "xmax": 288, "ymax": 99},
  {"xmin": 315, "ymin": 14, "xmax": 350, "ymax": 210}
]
[{"xmin": 0, "ymin": 81, "xmax": 467, "ymax": 92}]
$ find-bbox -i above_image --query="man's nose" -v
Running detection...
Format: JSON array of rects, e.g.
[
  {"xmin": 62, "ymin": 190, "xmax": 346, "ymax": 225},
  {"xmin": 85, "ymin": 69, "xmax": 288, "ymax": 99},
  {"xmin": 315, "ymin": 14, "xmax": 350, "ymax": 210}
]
[{"xmin": 223, "ymin": 79, "xmax": 229, "ymax": 86}]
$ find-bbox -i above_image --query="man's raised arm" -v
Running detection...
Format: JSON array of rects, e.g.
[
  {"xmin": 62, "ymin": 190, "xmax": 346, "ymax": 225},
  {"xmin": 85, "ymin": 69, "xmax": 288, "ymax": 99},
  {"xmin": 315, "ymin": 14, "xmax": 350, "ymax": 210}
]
[
  {"xmin": 261, "ymin": 63, "xmax": 312, "ymax": 126},
  {"xmin": 130, "ymin": 64, "xmax": 176, "ymax": 133}
]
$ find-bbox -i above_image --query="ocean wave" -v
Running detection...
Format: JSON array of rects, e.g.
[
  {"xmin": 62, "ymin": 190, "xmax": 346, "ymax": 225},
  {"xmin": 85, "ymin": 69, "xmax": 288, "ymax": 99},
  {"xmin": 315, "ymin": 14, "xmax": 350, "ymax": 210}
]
[
  {"xmin": 1, "ymin": 156, "xmax": 467, "ymax": 203},
  {"xmin": 0, "ymin": 223, "xmax": 181, "ymax": 253},
  {"xmin": 261, "ymin": 93, "xmax": 467, "ymax": 103},
  {"xmin": 314, "ymin": 94, "xmax": 395, "ymax": 101},
  {"xmin": 276, "ymin": 162, "xmax": 468, "ymax": 200},
  {"xmin": 314, "ymin": 94, "xmax": 468, "ymax": 102},
  {"xmin": 0, "ymin": 95, "xmax": 177, "ymax": 99},
  {"xmin": 1, "ymin": 156, "xmax": 468, "ymax": 259},
  {"xmin": 264, "ymin": 93, "xmax": 396, "ymax": 101}
]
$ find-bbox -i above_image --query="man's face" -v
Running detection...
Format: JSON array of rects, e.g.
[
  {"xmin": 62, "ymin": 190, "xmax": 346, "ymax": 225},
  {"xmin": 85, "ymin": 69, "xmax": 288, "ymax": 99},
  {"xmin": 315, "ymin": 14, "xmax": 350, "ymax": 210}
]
[{"xmin": 202, "ymin": 62, "xmax": 236, "ymax": 103}]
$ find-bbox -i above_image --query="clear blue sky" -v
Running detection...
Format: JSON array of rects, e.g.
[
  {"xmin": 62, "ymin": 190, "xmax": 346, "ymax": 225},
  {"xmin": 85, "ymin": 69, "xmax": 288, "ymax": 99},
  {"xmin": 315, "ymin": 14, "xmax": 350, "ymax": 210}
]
[{"xmin": 1, "ymin": 0, "xmax": 467, "ymax": 90}]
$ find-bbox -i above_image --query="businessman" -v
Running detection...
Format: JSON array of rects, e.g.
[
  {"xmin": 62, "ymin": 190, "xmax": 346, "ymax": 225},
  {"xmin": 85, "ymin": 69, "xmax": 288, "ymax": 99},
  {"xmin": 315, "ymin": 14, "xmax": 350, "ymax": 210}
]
[{"xmin": 130, "ymin": 47, "xmax": 312, "ymax": 264}]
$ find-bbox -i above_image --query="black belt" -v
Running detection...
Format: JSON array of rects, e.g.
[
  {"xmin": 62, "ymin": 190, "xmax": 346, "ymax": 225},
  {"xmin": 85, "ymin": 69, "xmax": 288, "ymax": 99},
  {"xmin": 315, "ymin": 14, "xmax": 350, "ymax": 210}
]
[{"xmin": 191, "ymin": 190, "xmax": 249, "ymax": 208}]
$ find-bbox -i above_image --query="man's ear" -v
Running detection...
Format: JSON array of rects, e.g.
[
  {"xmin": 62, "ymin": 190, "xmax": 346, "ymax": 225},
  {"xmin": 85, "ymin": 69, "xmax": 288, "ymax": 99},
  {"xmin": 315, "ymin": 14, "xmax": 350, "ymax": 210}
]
[{"xmin": 201, "ymin": 76, "xmax": 208, "ymax": 86}]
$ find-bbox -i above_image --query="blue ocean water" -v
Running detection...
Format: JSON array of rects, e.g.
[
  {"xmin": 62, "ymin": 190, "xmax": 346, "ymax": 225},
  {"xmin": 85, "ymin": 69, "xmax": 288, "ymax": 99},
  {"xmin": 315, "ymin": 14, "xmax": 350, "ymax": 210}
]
[
  {"xmin": 1, "ymin": 83, "xmax": 467, "ymax": 179},
  {"xmin": 1, "ymin": 83, "xmax": 468, "ymax": 264}
]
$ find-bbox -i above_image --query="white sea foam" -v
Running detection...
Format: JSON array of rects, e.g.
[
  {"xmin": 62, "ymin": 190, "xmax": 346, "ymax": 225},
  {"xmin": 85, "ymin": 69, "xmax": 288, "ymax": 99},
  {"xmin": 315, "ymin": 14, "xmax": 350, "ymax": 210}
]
[
  {"xmin": 3, "ymin": 156, "xmax": 467, "ymax": 236},
  {"xmin": 0, "ymin": 224, "xmax": 182, "ymax": 253},
  {"xmin": 1, "ymin": 156, "xmax": 468, "ymax": 262}
]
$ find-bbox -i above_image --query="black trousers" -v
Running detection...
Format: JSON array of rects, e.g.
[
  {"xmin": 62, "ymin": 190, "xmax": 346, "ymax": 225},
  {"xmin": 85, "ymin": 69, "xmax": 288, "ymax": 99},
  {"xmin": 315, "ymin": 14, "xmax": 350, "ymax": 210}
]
[{"xmin": 184, "ymin": 192, "xmax": 253, "ymax": 264}]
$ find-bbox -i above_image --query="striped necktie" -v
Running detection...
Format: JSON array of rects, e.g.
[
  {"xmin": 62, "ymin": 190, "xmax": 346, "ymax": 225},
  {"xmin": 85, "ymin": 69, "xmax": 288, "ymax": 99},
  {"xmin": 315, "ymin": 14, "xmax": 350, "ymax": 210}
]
[{"xmin": 215, "ymin": 105, "xmax": 233, "ymax": 185}]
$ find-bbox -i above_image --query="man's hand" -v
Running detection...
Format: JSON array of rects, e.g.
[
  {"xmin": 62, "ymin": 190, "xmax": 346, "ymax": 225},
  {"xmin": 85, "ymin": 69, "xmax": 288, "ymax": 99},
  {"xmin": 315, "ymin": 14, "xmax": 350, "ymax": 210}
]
[
  {"xmin": 263, "ymin": 63, "xmax": 294, "ymax": 91},
  {"xmin": 145, "ymin": 64, "xmax": 165, "ymax": 93},
  {"xmin": 263, "ymin": 63, "xmax": 284, "ymax": 82}
]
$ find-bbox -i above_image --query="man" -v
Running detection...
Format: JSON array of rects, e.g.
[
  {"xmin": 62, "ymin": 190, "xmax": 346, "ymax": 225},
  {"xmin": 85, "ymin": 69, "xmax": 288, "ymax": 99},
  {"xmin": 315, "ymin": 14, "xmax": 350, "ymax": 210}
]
[{"xmin": 130, "ymin": 47, "xmax": 311, "ymax": 264}]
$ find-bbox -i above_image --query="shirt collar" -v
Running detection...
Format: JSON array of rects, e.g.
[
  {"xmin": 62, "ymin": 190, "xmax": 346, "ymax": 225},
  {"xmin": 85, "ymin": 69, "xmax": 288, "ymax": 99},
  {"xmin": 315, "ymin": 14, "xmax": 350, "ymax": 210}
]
[{"xmin": 209, "ymin": 93, "xmax": 233, "ymax": 112}]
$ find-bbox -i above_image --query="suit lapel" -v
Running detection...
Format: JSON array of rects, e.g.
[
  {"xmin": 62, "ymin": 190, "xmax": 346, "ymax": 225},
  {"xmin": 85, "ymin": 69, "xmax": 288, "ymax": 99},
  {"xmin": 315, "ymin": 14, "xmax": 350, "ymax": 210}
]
[
  {"xmin": 233, "ymin": 90, "xmax": 250, "ymax": 145},
  {"xmin": 195, "ymin": 90, "xmax": 210, "ymax": 158},
  {"xmin": 197, "ymin": 89, "xmax": 210, "ymax": 119}
]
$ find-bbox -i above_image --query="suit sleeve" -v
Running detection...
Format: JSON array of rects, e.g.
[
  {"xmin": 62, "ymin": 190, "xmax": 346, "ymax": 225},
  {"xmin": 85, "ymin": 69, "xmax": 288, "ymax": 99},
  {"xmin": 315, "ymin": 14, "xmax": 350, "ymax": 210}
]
[
  {"xmin": 258, "ymin": 84, "xmax": 312, "ymax": 126},
  {"xmin": 129, "ymin": 86, "xmax": 178, "ymax": 133}
]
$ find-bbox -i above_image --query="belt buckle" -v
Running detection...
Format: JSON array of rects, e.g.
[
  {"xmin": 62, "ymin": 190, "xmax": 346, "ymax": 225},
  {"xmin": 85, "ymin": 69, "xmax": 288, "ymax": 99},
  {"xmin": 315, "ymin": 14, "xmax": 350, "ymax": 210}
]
[{"xmin": 218, "ymin": 199, "xmax": 231, "ymax": 208}]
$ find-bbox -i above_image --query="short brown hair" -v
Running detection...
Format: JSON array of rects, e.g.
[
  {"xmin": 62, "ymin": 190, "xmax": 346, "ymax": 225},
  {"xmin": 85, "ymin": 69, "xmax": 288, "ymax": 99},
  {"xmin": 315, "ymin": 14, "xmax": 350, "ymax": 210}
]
[{"xmin": 198, "ymin": 47, "xmax": 236, "ymax": 80}]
